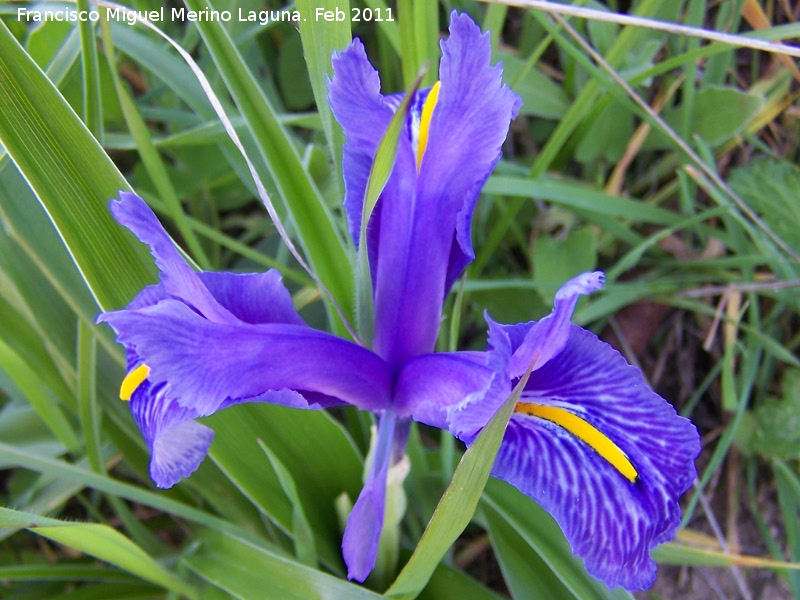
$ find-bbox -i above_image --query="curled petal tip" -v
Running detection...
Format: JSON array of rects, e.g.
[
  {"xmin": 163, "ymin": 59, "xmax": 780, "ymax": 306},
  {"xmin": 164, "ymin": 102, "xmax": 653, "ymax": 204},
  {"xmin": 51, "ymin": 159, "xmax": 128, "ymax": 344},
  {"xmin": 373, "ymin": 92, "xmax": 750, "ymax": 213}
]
[{"xmin": 555, "ymin": 271, "xmax": 605, "ymax": 301}]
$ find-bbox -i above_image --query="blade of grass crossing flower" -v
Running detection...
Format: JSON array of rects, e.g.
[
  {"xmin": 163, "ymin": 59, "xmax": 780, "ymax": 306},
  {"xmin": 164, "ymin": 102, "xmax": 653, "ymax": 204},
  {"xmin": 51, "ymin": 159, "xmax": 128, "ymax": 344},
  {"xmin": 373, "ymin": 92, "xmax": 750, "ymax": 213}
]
[
  {"xmin": 179, "ymin": 0, "xmax": 355, "ymax": 334},
  {"xmin": 0, "ymin": 22, "xmax": 156, "ymax": 310},
  {"xmin": 385, "ymin": 366, "xmax": 535, "ymax": 599},
  {"xmin": 414, "ymin": 0, "xmax": 440, "ymax": 86},
  {"xmin": 184, "ymin": 530, "xmax": 385, "ymax": 600},
  {"xmin": 99, "ymin": 17, "xmax": 211, "ymax": 270},
  {"xmin": 356, "ymin": 71, "xmax": 424, "ymax": 343},
  {"xmin": 296, "ymin": 0, "xmax": 351, "ymax": 177},
  {"xmin": 0, "ymin": 507, "xmax": 196, "ymax": 599},
  {"xmin": 257, "ymin": 439, "xmax": 317, "ymax": 567}
]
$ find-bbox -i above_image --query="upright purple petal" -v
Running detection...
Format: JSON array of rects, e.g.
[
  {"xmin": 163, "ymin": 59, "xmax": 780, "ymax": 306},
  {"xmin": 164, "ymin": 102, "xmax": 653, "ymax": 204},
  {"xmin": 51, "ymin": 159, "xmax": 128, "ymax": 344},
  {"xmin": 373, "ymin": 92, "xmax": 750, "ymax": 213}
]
[
  {"xmin": 198, "ymin": 271, "xmax": 305, "ymax": 326},
  {"xmin": 492, "ymin": 326, "xmax": 699, "ymax": 590},
  {"xmin": 110, "ymin": 192, "xmax": 235, "ymax": 324},
  {"xmin": 328, "ymin": 39, "xmax": 395, "ymax": 246},
  {"xmin": 508, "ymin": 271, "xmax": 605, "ymax": 377},
  {"xmin": 342, "ymin": 411, "xmax": 397, "ymax": 582},
  {"xmin": 422, "ymin": 12, "xmax": 522, "ymax": 291},
  {"xmin": 372, "ymin": 13, "xmax": 520, "ymax": 368}
]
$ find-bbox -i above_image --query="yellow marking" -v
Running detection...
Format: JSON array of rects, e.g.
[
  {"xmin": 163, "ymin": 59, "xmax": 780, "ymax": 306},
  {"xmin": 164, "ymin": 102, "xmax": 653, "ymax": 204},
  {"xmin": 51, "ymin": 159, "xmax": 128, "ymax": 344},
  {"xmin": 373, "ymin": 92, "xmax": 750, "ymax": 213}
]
[
  {"xmin": 416, "ymin": 81, "xmax": 441, "ymax": 169},
  {"xmin": 515, "ymin": 403, "xmax": 638, "ymax": 482},
  {"xmin": 120, "ymin": 364, "xmax": 150, "ymax": 401}
]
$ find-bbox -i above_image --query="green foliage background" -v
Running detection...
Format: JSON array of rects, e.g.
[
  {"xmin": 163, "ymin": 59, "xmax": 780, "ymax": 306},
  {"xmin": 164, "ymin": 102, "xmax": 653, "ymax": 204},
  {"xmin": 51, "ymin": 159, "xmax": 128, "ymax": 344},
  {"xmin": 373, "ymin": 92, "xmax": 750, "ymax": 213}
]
[{"xmin": 1, "ymin": 0, "xmax": 800, "ymax": 598}]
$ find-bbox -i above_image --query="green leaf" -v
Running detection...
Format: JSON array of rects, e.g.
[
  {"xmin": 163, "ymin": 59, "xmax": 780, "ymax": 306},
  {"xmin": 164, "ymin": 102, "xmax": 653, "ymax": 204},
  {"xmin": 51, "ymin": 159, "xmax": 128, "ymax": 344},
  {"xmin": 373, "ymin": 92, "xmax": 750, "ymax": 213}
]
[
  {"xmin": 484, "ymin": 175, "xmax": 682, "ymax": 226},
  {"xmin": 729, "ymin": 157, "xmax": 800, "ymax": 254},
  {"xmin": 484, "ymin": 503, "xmax": 577, "ymax": 599},
  {"xmin": 497, "ymin": 51, "xmax": 570, "ymax": 119},
  {"xmin": 646, "ymin": 86, "xmax": 764, "ymax": 149},
  {"xmin": 184, "ymin": 530, "xmax": 384, "ymax": 600},
  {"xmin": 386, "ymin": 369, "xmax": 534, "ymax": 599},
  {"xmin": 296, "ymin": 0, "xmax": 351, "ymax": 173},
  {"xmin": 205, "ymin": 403, "xmax": 362, "ymax": 572},
  {"xmin": 0, "ymin": 507, "xmax": 196, "ymax": 598},
  {"xmin": 0, "ymin": 21, "xmax": 156, "ymax": 311},
  {"xmin": 0, "ymin": 338, "xmax": 80, "ymax": 453},
  {"xmin": 574, "ymin": 100, "xmax": 632, "ymax": 163},
  {"xmin": 416, "ymin": 560, "xmax": 506, "ymax": 600},
  {"xmin": 257, "ymin": 439, "xmax": 317, "ymax": 567},
  {"xmin": 743, "ymin": 370, "xmax": 800, "ymax": 460},
  {"xmin": 532, "ymin": 225, "xmax": 598, "ymax": 304}
]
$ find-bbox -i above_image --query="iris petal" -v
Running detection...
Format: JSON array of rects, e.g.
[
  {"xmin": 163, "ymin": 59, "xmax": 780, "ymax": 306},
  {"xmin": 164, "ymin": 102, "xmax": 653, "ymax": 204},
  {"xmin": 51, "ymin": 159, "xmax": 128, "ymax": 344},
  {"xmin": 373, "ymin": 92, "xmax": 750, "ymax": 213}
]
[
  {"xmin": 129, "ymin": 380, "xmax": 213, "ymax": 489},
  {"xmin": 422, "ymin": 11, "xmax": 522, "ymax": 292},
  {"xmin": 492, "ymin": 325, "xmax": 699, "ymax": 590},
  {"xmin": 393, "ymin": 351, "xmax": 495, "ymax": 431},
  {"xmin": 342, "ymin": 411, "xmax": 397, "ymax": 582},
  {"xmin": 508, "ymin": 271, "xmax": 605, "ymax": 377},
  {"xmin": 372, "ymin": 13, "xmax": 520, "ymax": 368},
  {"xmin": 328, "ymin": 39, "xmax": 395, "ymax": 247},
  {"xmin": 110, "ymin": 192, "xmax": 235, "ymax": 324},
  {"xmin": 100, "ymin": 299, "xmax": 393, "ymax": 416}
]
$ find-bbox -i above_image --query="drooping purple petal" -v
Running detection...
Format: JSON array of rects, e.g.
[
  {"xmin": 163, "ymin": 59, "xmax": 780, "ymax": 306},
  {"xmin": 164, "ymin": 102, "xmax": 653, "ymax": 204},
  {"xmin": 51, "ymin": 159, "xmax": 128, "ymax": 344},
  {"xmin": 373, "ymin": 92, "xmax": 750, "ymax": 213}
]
[
  {"xmin": 342, "ymin": 411, "xmax": 397, "ymax": 582},
  {"xmin": 372, "ymin": 13, "xmax": 520, "ymax": 368},
  {"xmin": 100, "ymin": 299, "xmax": 393, "ymax": 416},
  {"xmin": 492, "ymin": 325, "xmax": 700, "ymax": 590},
  {"xmin": 129, "ymin": 380, "xmax": 213, "ymax": 489}
]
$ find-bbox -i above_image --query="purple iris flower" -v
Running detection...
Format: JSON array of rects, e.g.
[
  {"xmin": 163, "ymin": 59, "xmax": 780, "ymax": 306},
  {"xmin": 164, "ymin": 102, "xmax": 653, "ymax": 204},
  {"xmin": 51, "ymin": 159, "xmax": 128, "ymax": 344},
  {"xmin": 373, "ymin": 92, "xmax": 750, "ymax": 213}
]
[
  {"xmin": 98, "ymin": 10, "xmax": 699, "ymax": 591},
  {"xmin": 328, "ymin": 11, "xmax": 520, "ymax": 581},
  {"xmin": 396, "ymin": 272, "xmax": 701, "ymax": 590},
  {"xmin": 99, "ymin": 12, "xmax": 519, "ymax": 584}
]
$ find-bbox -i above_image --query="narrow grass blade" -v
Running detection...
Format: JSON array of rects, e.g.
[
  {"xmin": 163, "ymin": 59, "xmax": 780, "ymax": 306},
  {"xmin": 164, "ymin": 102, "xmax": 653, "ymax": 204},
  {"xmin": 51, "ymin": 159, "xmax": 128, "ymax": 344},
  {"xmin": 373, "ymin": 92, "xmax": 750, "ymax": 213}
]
[
  {"xmin": 296, "ymin": 0, "xmax": 351, "ymax": 175},
  {"xmin": 184, "ymin": 530, "xmax": 385, "ymax": 600},
  {"xmin": 0, "ymin": 22, "xmax": 156, "ymax": 311},
  {"xmin": 0, "ymin": 507, "xmax": 196, "ymax": 599},
  {"xmin": 0, "ymin": 339, "xmax": 80, "ymax": 453},
  {"xmin": 258, "ymin": 439, "xmax": 317, "ymax": 567},
  {"xmin": 386, "ymin": 368, "xmax": 534, "ymax": 599}
]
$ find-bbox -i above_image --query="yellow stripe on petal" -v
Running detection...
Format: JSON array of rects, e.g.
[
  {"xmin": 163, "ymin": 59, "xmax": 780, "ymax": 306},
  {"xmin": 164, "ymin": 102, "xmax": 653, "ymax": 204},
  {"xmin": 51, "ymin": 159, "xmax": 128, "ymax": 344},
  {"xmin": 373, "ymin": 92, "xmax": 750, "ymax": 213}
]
[
  {"xmin": 515, "ymin": 403, "xmax": 638, "ymax": 483},
  {"xmin": 416, "ymin": 81, "xmax": 441, "ymax": 169},
  {"xmin": 120, "ymin": 364, "xmax": 150, "ymax": 401}
]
